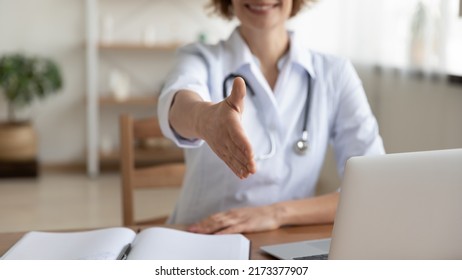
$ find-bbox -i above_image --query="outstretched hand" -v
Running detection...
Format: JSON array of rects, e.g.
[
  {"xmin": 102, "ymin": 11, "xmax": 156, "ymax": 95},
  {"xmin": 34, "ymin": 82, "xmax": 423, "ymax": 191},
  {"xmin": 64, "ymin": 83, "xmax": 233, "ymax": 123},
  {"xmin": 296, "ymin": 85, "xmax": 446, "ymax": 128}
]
[{"xmin": 197, "ymin": 77, "xmax": 256, "ymax": 179}]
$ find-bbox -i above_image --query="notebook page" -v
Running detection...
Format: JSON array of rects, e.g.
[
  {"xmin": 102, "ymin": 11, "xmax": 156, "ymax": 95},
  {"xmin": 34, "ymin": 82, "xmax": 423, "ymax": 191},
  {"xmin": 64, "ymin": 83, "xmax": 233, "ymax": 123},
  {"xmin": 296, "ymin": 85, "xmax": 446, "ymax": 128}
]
[
  {"xmin": 1, "ymin": 227, "xmax": 136, "ymax": 260},
  {"xmin": 127, "ymin": 227, "xmax": 250, "ymax": 260}
]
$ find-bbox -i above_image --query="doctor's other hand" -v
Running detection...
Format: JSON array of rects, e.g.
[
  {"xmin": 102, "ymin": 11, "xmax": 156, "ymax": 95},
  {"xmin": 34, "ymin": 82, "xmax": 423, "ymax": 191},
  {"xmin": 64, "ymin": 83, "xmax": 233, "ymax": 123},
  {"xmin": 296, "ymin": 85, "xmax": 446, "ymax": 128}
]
[
  {"xmin": 197, "ymin": 77, "xmax": 256, "ymax": 179},
  {"xmin": 187, "ymin": 205, "xmax": 283, "ymax": 234}
]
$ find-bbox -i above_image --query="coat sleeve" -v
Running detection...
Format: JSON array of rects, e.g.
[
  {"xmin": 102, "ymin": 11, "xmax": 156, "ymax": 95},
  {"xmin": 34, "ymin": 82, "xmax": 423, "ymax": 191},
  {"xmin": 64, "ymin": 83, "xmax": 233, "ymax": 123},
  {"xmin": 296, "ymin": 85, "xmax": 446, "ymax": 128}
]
[
  {"xmin": 330, "ymin": 60, "xmax": 385, "ymax": 177},
  {"xmin": 157, "ymin": 44, "xmax": 211, "ymax": 148}
]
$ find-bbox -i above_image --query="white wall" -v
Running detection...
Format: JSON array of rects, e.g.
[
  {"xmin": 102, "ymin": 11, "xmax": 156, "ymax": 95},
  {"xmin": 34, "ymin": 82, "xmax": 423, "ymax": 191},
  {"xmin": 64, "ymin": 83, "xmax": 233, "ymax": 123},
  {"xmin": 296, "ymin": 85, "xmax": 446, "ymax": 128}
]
[{"xmin": 0, "ymin": 0, "xmax": 86, "ymax": 163}]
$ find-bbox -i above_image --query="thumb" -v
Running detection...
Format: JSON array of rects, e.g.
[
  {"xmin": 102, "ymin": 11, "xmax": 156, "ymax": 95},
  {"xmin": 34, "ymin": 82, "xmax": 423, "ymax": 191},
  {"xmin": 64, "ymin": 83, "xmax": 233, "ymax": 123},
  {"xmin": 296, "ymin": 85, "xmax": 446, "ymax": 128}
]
[{"xmin": 225, "ymin": 77, "xmax": 246, "ymax": 113}]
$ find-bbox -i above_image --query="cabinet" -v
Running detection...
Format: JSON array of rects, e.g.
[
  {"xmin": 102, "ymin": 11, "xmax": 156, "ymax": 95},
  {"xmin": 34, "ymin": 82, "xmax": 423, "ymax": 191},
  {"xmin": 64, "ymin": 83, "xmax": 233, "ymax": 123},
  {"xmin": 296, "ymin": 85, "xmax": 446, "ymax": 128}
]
[{"xmin": 84, "ymin": 0, "xmax": 184, "ymax": 176}]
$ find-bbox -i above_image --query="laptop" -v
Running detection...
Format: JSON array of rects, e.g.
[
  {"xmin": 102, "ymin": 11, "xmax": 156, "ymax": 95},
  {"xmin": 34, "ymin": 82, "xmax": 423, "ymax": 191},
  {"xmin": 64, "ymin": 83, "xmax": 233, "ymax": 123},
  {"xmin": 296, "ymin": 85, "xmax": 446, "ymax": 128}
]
[{"xmin": 261, "ymin": 149, "xmax": 462, "ymax": 260}]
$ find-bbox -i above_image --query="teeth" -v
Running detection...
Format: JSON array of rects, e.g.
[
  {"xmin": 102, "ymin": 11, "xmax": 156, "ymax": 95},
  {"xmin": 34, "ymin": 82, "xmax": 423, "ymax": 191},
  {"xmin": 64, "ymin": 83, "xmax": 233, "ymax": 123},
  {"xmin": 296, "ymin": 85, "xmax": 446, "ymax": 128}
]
[{"xmin": 248, "ymin": 4, "xmax": 275, "ymax": 11}]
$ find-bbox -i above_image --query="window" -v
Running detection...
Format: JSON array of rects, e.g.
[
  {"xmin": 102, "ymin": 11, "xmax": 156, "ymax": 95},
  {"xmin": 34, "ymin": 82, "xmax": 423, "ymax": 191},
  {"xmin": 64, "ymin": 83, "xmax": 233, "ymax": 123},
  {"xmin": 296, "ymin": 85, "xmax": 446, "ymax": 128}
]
[{"xmin": 289, "ymin": 0, "xmax": 462, "ymax": 74}]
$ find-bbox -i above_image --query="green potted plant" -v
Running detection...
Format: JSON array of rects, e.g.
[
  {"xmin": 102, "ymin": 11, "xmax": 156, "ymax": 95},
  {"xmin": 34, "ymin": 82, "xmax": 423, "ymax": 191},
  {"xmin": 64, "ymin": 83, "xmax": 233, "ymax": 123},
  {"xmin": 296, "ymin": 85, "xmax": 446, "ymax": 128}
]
[{"xmin": 0, "ymin": 53, "xmax": 63, "ymax": 177}]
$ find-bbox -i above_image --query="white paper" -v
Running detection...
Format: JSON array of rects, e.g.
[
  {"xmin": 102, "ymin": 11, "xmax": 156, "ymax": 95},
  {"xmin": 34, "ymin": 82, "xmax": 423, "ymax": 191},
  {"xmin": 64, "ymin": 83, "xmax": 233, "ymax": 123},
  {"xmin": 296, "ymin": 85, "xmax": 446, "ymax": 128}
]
[
  {"xmin": 127, "ymin": 227, "xmax": 249, "ymax": 260},
  {"xmin": 1, "ymin": 227, "xmax": 136, "ymax": 260}
]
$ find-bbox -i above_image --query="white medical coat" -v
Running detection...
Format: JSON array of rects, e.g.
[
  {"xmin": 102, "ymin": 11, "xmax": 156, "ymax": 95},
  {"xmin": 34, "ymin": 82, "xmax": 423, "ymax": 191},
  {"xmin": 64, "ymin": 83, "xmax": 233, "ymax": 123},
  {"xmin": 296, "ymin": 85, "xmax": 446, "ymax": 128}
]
[{"xmin": 158, "ymin": 28, "xmax": 385, "ymax": 225}]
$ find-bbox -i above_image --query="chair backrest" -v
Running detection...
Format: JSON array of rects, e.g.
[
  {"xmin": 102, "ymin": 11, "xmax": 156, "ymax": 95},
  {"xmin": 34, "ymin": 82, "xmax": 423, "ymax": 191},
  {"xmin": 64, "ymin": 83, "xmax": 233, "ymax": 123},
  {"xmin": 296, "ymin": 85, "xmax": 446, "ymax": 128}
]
[{"xmin": 119, "ymin": 114, "xmax": 185, "ymax": 226}]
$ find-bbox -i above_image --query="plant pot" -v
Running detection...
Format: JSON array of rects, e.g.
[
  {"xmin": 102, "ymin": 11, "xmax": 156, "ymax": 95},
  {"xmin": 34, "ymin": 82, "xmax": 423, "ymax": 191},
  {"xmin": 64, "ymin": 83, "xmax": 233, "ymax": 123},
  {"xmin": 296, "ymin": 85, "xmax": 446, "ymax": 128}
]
[{"xmin": 0, "ymin": 121, "xmax": 38, "ymax": 178}]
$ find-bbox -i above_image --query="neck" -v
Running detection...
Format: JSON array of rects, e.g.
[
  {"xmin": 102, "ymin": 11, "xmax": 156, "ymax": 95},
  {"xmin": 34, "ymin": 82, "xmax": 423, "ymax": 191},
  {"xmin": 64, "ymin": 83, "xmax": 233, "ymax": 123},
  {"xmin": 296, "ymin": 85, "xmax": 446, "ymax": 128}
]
[
  {"xmin": 239, "ymin": 25, "xmax": 289, "ymax": 69},
  {"xmin": 238, "ymin": 25, "xmax": 289, "ymax": 89}
]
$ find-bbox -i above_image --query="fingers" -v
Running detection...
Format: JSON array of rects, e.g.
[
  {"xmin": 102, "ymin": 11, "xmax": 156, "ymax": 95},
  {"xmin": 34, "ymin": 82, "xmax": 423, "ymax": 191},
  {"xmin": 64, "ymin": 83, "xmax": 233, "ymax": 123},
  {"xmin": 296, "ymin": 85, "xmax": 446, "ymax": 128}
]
[
  {"xmin": 215, "ymin": 130, "xmax": 255, "ymax": 178},
  {"xmin": 204, "ymin": 117, "xmax": 253, "ymax": 178},
  {"xmin": 215, "ymin": 225, "xmax": 246, "ymax": 235},
  {"xmin": 227, "ymin": 127, "xmax": 257, "ymax": 174},
  {"xmin": 216, "ymin": 147, "xmax": 249, "ymax": 179},
  {"xmin": 220, "ymin": 149, "xmax": 252, "ymax": 179},
  {"xmin": 221, "ymin": 77, "xmax": 256, "ymax": 178},
  {"xmin": 188, "ymin": 212, "xmax": 239, "ymax": 234},
  {"xmin": 188, "ymin": 209, "xmax": 258, "ymax": 234}
]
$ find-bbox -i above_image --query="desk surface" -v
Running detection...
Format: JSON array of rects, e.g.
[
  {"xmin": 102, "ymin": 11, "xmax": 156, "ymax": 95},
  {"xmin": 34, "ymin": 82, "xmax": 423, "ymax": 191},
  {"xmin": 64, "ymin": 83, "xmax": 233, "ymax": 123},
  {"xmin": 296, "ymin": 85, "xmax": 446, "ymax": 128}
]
[{"xmin": 0, "ymin": 224, "xmax": 333, "ymax": 260}]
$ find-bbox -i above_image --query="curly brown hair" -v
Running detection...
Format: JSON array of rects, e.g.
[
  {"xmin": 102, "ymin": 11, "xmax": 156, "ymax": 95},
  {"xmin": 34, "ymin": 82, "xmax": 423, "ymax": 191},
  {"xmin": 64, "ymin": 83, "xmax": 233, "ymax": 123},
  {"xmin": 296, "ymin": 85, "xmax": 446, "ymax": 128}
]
[{"xmin": 208, "ymin": 0, "xmax": 315, "ymax": 20}]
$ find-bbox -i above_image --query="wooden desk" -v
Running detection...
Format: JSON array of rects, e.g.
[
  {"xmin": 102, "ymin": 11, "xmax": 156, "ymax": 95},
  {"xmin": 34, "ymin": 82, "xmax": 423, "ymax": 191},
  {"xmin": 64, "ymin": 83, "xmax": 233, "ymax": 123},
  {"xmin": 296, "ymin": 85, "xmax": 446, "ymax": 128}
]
[{"xmin": 0, "ymin": 224, "xmax": 333, "ymax": 260}]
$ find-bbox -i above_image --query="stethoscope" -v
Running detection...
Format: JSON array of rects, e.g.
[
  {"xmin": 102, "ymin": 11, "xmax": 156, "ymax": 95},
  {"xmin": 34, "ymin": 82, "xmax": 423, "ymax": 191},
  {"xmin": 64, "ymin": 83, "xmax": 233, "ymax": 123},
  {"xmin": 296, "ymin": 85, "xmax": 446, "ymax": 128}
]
[{"xmin": 222, "ymin": 71, "xmax": 312, "ymax": 157}]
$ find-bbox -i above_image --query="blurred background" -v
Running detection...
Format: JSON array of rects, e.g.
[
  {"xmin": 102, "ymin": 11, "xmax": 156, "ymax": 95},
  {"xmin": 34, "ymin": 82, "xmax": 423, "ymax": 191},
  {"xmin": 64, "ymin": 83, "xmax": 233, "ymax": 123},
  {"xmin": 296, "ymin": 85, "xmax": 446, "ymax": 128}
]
[{"xmin": 0, "ymin": 0, "xmax": 461, "ymax": 233}]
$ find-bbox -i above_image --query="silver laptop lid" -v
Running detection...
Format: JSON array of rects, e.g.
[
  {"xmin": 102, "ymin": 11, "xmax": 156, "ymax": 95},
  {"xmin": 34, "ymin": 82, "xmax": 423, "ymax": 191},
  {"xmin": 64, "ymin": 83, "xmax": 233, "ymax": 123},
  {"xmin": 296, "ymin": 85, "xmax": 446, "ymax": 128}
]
[
  {"xmin": 329, "ymin": 149, "xmax": 462, "ymax": 260},
  {"xmin": 261, "ymin": 238, "xmax": 331, "ymax": 260}
]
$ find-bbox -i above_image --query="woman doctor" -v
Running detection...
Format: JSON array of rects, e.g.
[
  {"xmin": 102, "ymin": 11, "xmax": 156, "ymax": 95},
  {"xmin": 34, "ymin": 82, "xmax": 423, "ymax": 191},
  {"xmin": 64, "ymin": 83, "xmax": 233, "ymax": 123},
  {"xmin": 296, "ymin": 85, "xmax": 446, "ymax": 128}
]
[{"xmin": 158, "ymin": 0, "xmax": 385, "ymax": 234}]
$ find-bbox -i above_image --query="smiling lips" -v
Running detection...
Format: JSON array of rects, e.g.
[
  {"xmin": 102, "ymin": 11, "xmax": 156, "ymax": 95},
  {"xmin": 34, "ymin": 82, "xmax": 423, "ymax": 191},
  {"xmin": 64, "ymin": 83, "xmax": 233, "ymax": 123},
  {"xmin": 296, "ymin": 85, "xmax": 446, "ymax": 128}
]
[{"xmin": 245, "ymin": 2, "xmax": 280, "ymax": 13}]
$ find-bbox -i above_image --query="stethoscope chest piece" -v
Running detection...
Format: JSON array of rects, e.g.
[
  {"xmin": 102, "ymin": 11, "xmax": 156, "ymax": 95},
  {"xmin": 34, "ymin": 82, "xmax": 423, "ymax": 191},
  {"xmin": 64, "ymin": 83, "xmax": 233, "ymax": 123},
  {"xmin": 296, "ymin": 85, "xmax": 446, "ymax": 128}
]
[{"xmin": 294, "ymin": 131, "xmax": 309, "ymax": 155}]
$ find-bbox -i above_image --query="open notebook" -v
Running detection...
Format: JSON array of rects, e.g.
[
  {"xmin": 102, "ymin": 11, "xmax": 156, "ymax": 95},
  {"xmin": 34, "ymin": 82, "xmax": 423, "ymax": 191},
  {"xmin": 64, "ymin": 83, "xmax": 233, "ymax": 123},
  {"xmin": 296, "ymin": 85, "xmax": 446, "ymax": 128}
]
[{"xmin": 1, "ymin": 227, "xmax": 250, "ymax": 260}]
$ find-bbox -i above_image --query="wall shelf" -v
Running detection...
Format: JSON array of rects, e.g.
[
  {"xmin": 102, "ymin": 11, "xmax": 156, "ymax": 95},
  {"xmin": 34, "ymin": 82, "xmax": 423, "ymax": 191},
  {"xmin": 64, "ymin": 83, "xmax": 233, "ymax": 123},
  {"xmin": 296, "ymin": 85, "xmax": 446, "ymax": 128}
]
[
  {"xmin": 85, "ymin": 0, "xmax": 178, "ymax": 176},
  {"xmin": 98, "ymin": 42, "xmax": 181, "ymax": 51},
  {"xmin": 98, "ymin": 95, "xmax": 158, "ymax": 106}
]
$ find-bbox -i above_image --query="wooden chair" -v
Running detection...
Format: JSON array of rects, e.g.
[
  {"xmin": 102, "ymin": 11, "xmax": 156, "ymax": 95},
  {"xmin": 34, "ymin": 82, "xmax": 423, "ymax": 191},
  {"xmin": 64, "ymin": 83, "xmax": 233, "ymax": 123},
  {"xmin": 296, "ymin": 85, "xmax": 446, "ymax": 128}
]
[{"xmin": 119, "ymin": 114, "xmax": 185, "ymax": 226}]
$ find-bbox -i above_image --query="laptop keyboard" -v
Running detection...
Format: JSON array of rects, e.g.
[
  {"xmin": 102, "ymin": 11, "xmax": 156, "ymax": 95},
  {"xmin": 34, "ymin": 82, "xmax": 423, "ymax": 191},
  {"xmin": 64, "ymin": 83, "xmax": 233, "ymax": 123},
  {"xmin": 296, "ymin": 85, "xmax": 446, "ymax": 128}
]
[{"xmin": 293, "ymin": 254, "xmax": 328, "ymax": 260}]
